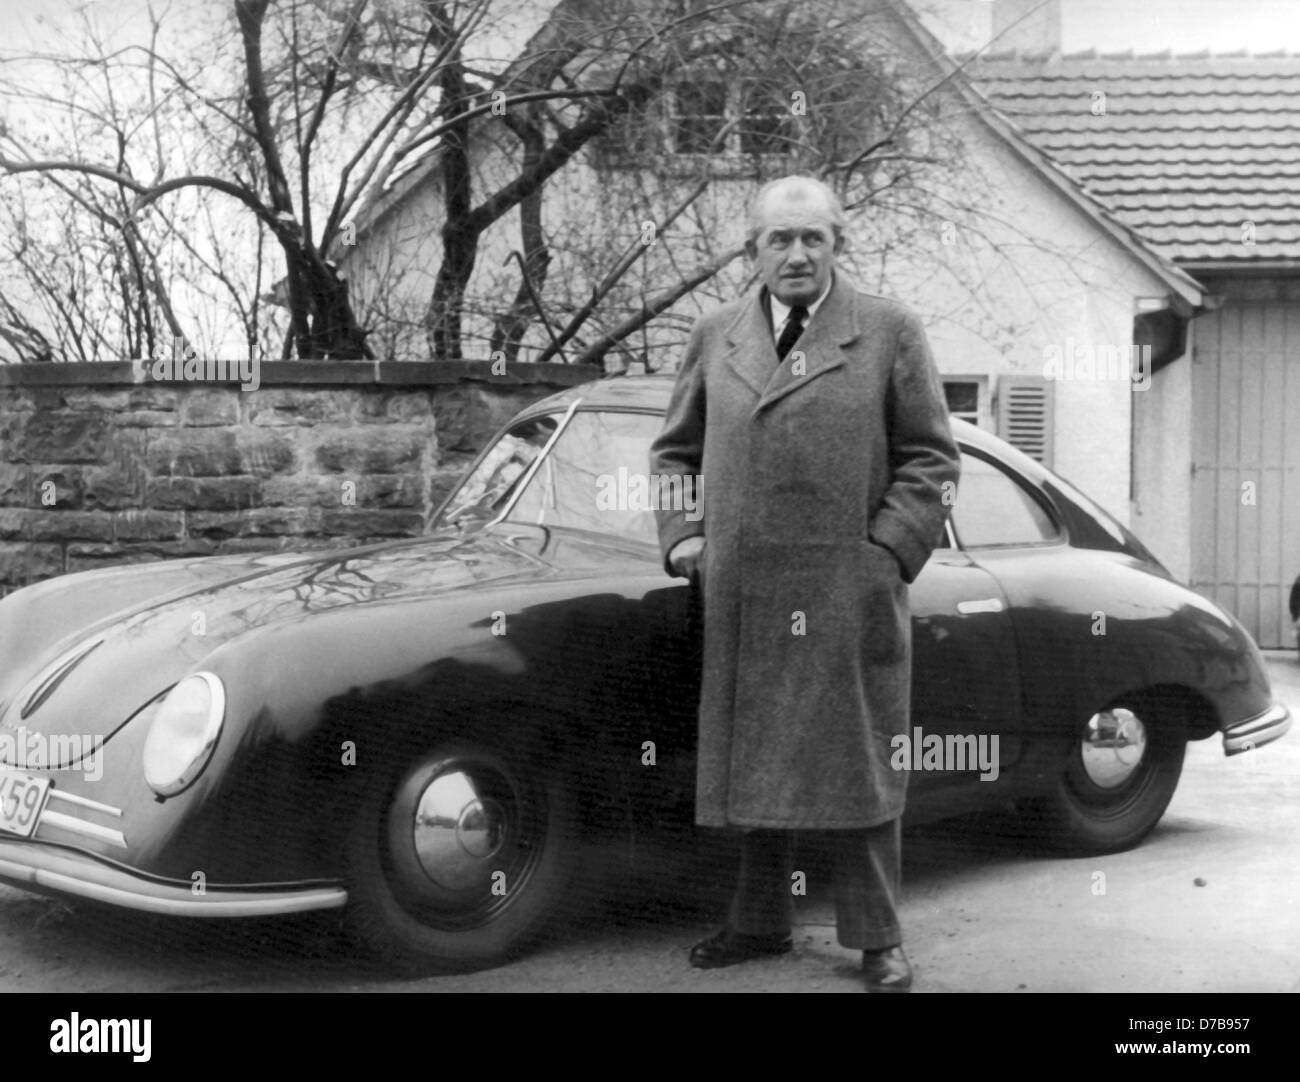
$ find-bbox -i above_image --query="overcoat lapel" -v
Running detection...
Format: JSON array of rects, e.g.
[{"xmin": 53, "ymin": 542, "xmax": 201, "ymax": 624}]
[{"xmin": 721, "ymin": 295, "xmax": 774, "ymax": 398}]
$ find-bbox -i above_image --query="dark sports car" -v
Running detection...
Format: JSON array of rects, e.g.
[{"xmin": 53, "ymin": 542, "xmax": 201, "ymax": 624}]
[{"xmin": 0, "ymin": 376, "xmax": 1289, "ymax": 972}]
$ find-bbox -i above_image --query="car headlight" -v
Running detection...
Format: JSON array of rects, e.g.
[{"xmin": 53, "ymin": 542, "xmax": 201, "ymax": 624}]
[{"xmin": 142, "ymin": 672, "xmax": 226, "ymax": 797}]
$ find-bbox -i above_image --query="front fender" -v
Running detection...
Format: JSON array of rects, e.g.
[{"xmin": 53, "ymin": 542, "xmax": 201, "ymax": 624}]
[{"xmin": 141, "ymin": 570, "xmax": 696, "ymax": 883}]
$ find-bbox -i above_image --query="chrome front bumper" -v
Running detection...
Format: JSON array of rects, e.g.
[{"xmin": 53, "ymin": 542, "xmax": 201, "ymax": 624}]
[
  {"xmin": 1223, "ymin": 701, "xmax": 1292, "ymax": 756},
  {"xmin": 0, "ymin": 841, "xmax": 346, "ymax": 917}
]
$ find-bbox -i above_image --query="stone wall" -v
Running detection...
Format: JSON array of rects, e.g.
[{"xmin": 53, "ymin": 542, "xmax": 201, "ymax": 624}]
[{"xmin": 0, "ymin": 361, "xmax": 599, "ymax": 594}]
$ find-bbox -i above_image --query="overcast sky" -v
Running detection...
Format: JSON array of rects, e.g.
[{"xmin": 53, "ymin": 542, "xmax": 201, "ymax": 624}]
[
  {"xmin": 916, "ymin": 0, "xmax": 1300, "ymax": 53},
  {"xmin": 1061, "ymin": 0, "xmax": 1300, "ymax": 51},
  {"xmin": 0, "ymin": 0, "xmax": 166, "ymax": 51},
  {"xmin": 3, "ymin": 0, "xmax": 1297, "ymax": 51}
]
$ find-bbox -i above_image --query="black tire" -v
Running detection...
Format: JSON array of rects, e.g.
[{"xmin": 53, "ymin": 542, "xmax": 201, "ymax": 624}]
[
  {"xmin": 1031, "ymin": 697, "xmax": 1186, "ymax": 855},
  {"xmin": 344, "ymin": 733, "xmax": 580, "ymax": 975}
]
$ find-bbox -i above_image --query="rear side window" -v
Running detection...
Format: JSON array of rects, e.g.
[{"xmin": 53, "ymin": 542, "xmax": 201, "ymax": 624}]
[{"xmin": 952, "ymin": 452, "xmax": 1059, "ymax": 547}]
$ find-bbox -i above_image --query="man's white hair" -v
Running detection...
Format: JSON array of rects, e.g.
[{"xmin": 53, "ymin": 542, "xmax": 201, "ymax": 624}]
[{"xmin": 746, "ymin": 175, "xmax": 847, "ymax": 246}]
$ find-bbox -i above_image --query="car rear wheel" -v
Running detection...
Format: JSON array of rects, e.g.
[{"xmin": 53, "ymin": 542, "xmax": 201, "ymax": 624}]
[
  {"xmin": 1032, "ymin": 698, "xmax": 1186, "ymax": 855},
  {"xmin": 344, "ymin": 734, "xmax": 580, "ymax": 974}
]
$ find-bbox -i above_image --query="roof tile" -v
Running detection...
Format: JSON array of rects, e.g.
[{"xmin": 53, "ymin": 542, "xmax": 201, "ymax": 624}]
[{"xmin": 966, "ymin": 52, "xmax": 1300, "ymax": 262}]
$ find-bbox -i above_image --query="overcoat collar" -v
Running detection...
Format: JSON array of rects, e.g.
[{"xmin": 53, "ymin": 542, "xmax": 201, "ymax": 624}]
[{"xmin": 722, "ymin": 271, "xmax": 863, "ymax": 412}]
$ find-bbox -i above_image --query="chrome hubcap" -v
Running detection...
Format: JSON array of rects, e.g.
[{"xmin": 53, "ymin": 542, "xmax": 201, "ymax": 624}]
[
  {"xmin": 1080, "ymin": 708, "xmax": 1147, "ymax": 789},
  {"xmin": 383, "ymin": 751, "xmax": 540, "ymax": 928},
  {"xmin": 412, "ymin": 771, "xmax": 508, "ymax": 889}
]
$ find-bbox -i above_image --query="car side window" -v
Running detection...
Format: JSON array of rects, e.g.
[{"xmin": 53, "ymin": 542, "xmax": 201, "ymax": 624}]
[
  {"xmin": 951, "ymin": 452, "xmax": 1059, "ymax": 547},
  {"xmin": 507, "ymin": 411, "xmax": 666, "ymax": 543}
]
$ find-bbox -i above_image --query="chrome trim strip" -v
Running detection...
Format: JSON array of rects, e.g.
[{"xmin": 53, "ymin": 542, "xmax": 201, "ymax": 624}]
[
  {"xmin": 47, "ymin": 789, "xmax": 123, "ymax": 817},
  {"xmin": 0, "ymin": 847, "xmax": 347, "ymax": 917},
  {"xmin": 957, "ymin": 598, "xmax": 1004, "ymax": 615},
  {"xmin": 1223, "ymin": 702, "xmax": 1292, "ymax": 756},
  {"xmin": 19, "ymin": 639, "xmax": 104, "ymax": 720},
  {"xmin": 38, "ymin": 809, "xmax": 127, "ymax": 849}
]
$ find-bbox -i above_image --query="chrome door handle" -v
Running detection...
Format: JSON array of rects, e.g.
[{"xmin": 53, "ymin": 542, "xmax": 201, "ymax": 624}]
[{"xmin": 956, "ymin": 598, "xmax": 1004, "ymax": 614}]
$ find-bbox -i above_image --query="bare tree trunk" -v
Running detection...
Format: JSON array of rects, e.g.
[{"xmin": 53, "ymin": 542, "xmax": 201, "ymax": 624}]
[
  {"xmin": 236, "ymin": 0, "xmax": 371, "ymax": 359},
  {"xmin": 489, "ymin": 112, "xmax": 550, "ymax": 362},
  {"xmin": 423, "ymin": 62, "xmax": 656, "ymax": 359}
]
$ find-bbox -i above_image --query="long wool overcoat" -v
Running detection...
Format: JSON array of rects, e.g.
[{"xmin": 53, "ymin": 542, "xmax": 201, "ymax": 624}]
[{"xmin": 650, "ymin": 274, "xmax": 961, "ymax": 829}]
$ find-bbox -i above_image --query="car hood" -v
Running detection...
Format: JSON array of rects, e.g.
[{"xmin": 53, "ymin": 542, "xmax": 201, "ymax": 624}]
[{"xmin": 0, "ymin": 525, "xmax": 637, "ymax": 764}]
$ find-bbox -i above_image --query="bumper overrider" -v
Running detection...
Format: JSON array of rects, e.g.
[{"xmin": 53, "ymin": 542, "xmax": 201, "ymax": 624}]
[
  {"xmin": 0, "ymin": 840, "xmax": 345, "ymax": 917},
  {"xmin": 1222, "ymin": 701, "xmax": 1292, "ymax": 756}
]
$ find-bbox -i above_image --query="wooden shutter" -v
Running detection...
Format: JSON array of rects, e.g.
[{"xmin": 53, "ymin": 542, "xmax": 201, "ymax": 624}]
[{"xmin": 996, "ymin": 376, "xmax": 1054, "ymax": 466}]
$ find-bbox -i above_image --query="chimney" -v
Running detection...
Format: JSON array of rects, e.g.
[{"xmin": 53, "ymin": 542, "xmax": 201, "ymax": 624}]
[{"xmin": 993, "ymin": 0, "xmax": 1062, "ymax": 55}]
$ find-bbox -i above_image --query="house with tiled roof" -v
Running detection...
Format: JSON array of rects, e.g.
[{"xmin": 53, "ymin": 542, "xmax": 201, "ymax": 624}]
[
  {"xmin": 962, "ymin": 43, "xmax": 1300, "ymax": 647},
  {"xmin": 340, "ymin": 0, "xmax": 1297, "ymax": 643}
]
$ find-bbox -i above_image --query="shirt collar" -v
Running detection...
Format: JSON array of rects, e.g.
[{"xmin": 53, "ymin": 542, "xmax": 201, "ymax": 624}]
[{"xmin": 769, "ymin": 275, "xmax": 833, "ymax": 334}]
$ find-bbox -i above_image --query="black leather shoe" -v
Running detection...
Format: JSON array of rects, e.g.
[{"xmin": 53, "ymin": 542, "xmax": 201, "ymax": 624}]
[
  {"xmin": 689, "ymin": 926, "xmax": 793, "ymax": 969},
  {"xmin": 862, "ymin": 946, "xmax": 912, "ymax": 992}
]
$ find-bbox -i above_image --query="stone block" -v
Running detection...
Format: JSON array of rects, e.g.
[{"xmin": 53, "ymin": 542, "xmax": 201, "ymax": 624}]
[
  {"xmin": 0, "ymin": 542, "xmax": 64, "ymax": 586},
  {"xmin": 314, "ymin": 428, "xmax": 426, "ymax": 474},
  {"xmin": 21, "ymin": 413, "xmax": 110, "ymax": 463},
  {"xmin": 180, "ymin": 391, "xmax": 241, "ymax": 427},
  {"xmin": 112, "ymin": 509, "xmax": 186, "ymax": 541},
  {"xmin": 29, "ymin": 511, "xmax": 116, "ymax": 542},
  {"xmin": 145, "ymin": 476, "xmax": 262, "ymax": 510}
]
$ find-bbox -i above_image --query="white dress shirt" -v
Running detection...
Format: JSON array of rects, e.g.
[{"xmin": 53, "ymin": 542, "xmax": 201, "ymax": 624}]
[{"xmin": 770, "ymin": 278, "xmax": 833, "ymax": 344}]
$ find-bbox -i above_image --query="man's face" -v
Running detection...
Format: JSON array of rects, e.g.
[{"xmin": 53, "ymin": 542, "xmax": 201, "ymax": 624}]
[{"xmin": 750, "ymin": 190, "xmax": 843, "ymax": 306}]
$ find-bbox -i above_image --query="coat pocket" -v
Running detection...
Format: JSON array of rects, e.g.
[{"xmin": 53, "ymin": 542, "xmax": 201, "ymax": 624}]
[{"xmin": 861, "ymin": 542, "xmax": 908, "ymax": 662}]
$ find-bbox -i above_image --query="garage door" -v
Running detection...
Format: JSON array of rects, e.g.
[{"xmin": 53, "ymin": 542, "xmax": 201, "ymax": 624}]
[{"xmin": 1190, "ymin": 295, "xmax": 1300, "ymax": 649}]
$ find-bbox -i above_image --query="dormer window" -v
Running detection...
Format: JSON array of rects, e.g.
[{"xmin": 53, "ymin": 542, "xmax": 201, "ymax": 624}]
[
  {"xmin": 669, "ymin": 77, "xmax": 796, "ymax": 158},
  {"xmin": 673, "ymin": 81, "xmax": 729, "ymax": 154}
]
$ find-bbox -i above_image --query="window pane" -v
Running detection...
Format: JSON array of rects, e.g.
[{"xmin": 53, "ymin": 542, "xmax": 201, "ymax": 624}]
[
  {"xmin": 508, "ymin": 411, "xmax": 668, "ymax": 544},
  {"xmin": 739, "ymin": 95, "xmax": 792, "ymax": 154},
  {"xmin": 952, "ymin": 453, "xmax": 1057, "ymax": 547},
  {"xmin": 675, "ymin": 82, "xmax": 728, "ymax": 153},
  {"xmin": 944, "ymin": 381, "xmax": 979, "ymax": 414}
]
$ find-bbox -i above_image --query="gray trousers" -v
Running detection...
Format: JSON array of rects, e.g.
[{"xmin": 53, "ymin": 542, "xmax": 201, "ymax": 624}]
[{"xmin": 726, "ymin": 820, "xmax": 902, "ymax": 951}]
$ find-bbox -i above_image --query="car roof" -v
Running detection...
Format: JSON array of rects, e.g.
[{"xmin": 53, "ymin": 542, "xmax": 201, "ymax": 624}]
[
  {"xmin": 519, "ymin": 374, "xmax": 675, "ymax": 416},
  {"xmin": 516, "ymin": 374, "xmax": 1051, "ymax": 484}
]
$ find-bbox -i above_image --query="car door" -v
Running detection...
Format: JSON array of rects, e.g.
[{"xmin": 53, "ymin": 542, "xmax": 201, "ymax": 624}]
[
  {"xmin": 908, "ymin": 445, "xmax": 1079, "ymax": 819},
  {"xmin": 907, "ymin": 518, "xmax": 1023, "ymax": 814}
]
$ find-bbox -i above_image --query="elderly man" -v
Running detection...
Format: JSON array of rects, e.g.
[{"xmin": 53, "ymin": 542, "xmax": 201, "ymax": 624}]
[{"xmin": 649, "ymin": 175, "xmax": 959, "ymax": 991}]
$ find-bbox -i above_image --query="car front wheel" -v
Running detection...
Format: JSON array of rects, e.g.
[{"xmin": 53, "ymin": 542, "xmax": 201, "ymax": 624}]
[
  {"xmin": 344, "ymin": 735, "xmax": 580, "ymax": 974},
  {"xmin": 1032, "ymin": 698, "xmax": 1186, "ymax": 855}
]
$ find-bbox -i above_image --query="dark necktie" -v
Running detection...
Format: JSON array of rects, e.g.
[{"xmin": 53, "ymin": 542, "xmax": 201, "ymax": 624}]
[{"xmin": 775, "ymin": 305, "xmax": 808, "ymax": 362}]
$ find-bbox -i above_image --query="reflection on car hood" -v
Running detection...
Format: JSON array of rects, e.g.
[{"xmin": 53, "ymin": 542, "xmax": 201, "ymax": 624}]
[{"xmin": 0, "ymin": 525, "xmax": 647, "ymax": 760}]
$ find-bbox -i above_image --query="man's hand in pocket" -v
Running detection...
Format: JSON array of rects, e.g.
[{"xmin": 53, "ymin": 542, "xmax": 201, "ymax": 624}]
[{"xmin": 668, "ymin": 536, "xmax": 706, "ymax": 581}]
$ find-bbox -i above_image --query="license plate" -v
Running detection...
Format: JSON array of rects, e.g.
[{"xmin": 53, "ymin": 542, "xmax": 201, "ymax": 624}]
[{"xmin": 0, "ymin": 769, "xmax": 52, "ymax": 839}]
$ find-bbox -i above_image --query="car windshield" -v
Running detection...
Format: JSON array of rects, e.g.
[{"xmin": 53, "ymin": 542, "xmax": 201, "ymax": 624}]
[{"xmin": 438, "ymin": 410, "xmax": 670, "ymax": 545}]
